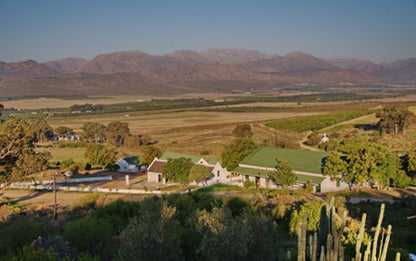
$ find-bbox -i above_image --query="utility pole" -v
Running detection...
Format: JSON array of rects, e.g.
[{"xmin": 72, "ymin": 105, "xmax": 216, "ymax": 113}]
[{"xmin": 53, "ymin": 172, "xmax": 57, "ymax": 220}]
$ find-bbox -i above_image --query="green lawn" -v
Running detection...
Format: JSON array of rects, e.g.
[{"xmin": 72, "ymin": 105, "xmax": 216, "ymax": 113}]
[{"xmin": 37, "ymin": 147, "xmax": 86, "ymax": 163}]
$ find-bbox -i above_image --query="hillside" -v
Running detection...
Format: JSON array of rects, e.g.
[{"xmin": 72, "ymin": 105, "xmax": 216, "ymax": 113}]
[
  {"xmin": 238, "ymin": 52, "xmax": 338, "ymax": 74},
  {"xmin": 0, "ymin": 60, "xmax": 60, "ymax": 79},
  {"xmin": 45, "ymin": 57, "xmax": 88, "ymax": 74}
]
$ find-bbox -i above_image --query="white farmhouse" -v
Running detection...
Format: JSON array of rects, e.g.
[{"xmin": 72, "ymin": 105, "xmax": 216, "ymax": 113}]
[{"xmin": 117, "ymin": 156, "xmax": 141, "ymax": 172}]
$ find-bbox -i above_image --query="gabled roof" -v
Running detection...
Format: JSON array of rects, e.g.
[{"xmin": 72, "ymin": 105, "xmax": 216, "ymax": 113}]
[
  {"xmin": 238, "ymin": 147, "xmax": 329, "ymax": 174},
  {"xmin": 148, "ymin": 160, "xmax": 166, "ymax": 173},
  {"xmin": 124, "ymin": 156, "xmax": 140, "ymax": 165}
]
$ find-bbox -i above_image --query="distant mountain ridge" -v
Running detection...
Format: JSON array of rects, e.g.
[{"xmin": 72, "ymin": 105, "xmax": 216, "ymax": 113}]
[{"xmin": 0, "ymin": 48, "xmax": 415, "ymax": 97}]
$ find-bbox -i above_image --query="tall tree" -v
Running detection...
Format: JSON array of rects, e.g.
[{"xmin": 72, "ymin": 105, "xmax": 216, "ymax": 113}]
[
  {"xmin": 0, "ymin": 118, "xmax": 50, "ymax": 181},
  {"xmin": 106, "ymin": 121, "xmax": 130, "ymax": 146},
  {"xmin": 29, "ymin": 119, "xmax": 54, "ymax": 142},
  {"xmin": 55, "ymin": 126, "xmax": 74, "ymax": 137},
  {"xmin": 323, "ymin": 153, "xmax": 348, "ymax": 180},
  {"xmin": 341, "ymin": 141, "xmax": 390, "ymax": 188},
  {"xmin": 85, "ymin": 143, "xmax": 116, "ymax": 169},
  {"xmin": 162, "ymin": 157, "xmax": 193, "ymax": 184},
  {"xmin": 0, "ymin": 103, "xmax": 3, "ymax": 117},
  {"xmin": 221, "ymin": 138, "xmax": 257, "ymax": 170},
  {"xmin": 81, "ymin": 122, "xmax": 107, "ymax": 142},
  {"xmin": 141, "ymin": 145, "xmax": 162, "ymax": 165},
  {"xmin": 376, "ymin": 105, "xmax": 414, "ymax": 135},
  {"xmin": 268, "ymin": 159, "xmax": 296, "ymax": 188}
]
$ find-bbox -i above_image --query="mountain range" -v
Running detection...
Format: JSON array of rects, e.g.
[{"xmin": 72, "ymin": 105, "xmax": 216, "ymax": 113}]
[{"xmin": 0, "ymin": 48, "xmax": 415, "ymax": 97}]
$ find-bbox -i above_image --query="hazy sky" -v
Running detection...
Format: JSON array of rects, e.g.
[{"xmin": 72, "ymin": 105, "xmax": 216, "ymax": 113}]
[{"xmin": 1, "ymin": 0, "xmax": 415, "ymax": 63}]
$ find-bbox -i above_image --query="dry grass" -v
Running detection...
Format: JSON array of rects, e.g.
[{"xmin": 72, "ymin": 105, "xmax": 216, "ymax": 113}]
[{"xmin": 48, "ymin": 110, "xmax": 320, "ymax": 159}]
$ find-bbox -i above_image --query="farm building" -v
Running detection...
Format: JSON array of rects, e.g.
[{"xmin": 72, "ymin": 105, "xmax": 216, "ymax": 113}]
[
  {"xmin": 232, "ymin": 147, "xmax": 349, "ymax": 192},
  {"xmin": 117, "ymin": 156, "xmax": 145, "ymax": 172},
  {"xmin": 147, "ymin": 152, "xmax": 228, "ymax": 186}
]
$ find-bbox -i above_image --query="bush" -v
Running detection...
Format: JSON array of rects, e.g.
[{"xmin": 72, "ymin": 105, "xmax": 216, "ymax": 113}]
[
  {"xmin": 243, "ymin": 180, "xmax": 255, "ymax": 189},
  {"xmin": 63, "ymin": 218, "xmax": 115, "ymax": 259}
]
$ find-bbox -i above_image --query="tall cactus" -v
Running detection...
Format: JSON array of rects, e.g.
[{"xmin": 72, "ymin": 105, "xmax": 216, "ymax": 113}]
[{"xmin": 296, "ymin": 200, "xmax": 399, "ymax": 261}]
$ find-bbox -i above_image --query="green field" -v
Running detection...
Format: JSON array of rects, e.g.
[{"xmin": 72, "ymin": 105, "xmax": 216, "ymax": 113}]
[
  {"xmin": 37, "ymin": 146, "xmax": 86, "ymax": 163},
  {"xmin": 265, "ymin": 110, "xmax": 375, "ymax": 132}
]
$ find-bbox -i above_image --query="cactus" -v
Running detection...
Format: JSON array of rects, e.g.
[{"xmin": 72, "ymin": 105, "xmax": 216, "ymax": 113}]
[
  {"xmin": 355, "ymin": 213, "xmax": 367, "ymax": 261},
  {"xmin": 295, "ymin": 200, "xmax": 399, "ymax": 261},
  {"xmin": 371, "ymin": 204, "xmax": 384, "ymax": 261}
]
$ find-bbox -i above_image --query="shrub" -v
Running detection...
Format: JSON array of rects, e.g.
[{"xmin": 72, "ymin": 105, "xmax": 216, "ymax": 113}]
[{"xmin": 243, "ymin": 180, "xmax": 255, "ymax": 189}]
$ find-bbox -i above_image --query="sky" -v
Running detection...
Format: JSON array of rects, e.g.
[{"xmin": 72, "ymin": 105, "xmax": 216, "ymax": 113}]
[{"xmin": 0, "ymin": 0, "xmax": 415, "ymax": 63}]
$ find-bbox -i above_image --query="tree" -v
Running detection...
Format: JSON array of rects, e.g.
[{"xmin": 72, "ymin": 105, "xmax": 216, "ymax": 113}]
[
  {"xmin": 376, "ymin": 105, "xmax": 414, "ymax": 135},
  {"xmin": 123, "ymin": 135, "xmax": 140, "ymax": 149},
  {"xmin": 323, "ymin": 153, "xmax": 348, "ymax": 180},
  {"xmin": 221, "ymin": 138, "xmax": 257, "ymax": 170},
  {"xmin": 232, "ymin": 124, "xmax": 253, "ymax": 138},
  {"xmin": 188, "ymin": 165, "xmax": 211, "ymax": 184},
  {"xmin": 0, "ymin": 103, "xmax": 3, "ymax": 117},
  {"xmin": 60, "ymin": 159, "xmax": 81, "ymax": 174},
  {"xmin": 29, "ymin": 119, "xmax": 54, "ymax": 142},
  {"xmin": 162, "ymin": 157, "xmax": 193, "ymax": 184},
  {"xmin": 268, "ymin": 159, "xmax": 296, "ymax": 188},
  {"xmin": 12, "ymin": 151, "xmax": 51, "ymax": 180},
  {"xmin": 81, "ymin": 122, "xmax": 107, "ymax": 143},
  {"xmin": 85, "ymin": 143, "xmax": 116, "ymax": 169},
  {"xmin": 118, "ymin": 198, "xmax": 182, "ymax": 261},
  {"xmin": 341, "ymin": 141, "xmax": 390, "ymax": 188},
  {"xmin": 0, "ymin": 118, "xmax": 50, "ymax": 181},
  {"xmin": 405, "ymin": 150, "xmax": 416, "ymax": 178},
  {"xmin": 141, "ymin": 146, "xmax": 162, "ymax": 165},
  {"xmin": 106, "ymin": 121, "xmax": 130, "ymax": 146},
  {"xmin": 55, "ymin": 126, "xmax": 74, "ymax": 137}
]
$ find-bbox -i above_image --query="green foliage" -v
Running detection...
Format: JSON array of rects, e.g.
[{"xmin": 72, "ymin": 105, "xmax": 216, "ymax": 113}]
[
  {"xmin": 304, "ymin": 132, "xmax": 321, "ymax": 146},
  {"xmin": 243, "ymin": 180, "xmax": 256, "ymax": 188},
  {"xmin": 265, "ymin": 110, "xmax": 374, "ymax": 133},
  {"xmin": 29, "ymin": 119, "xmax": 54, "ymax": 142},
  {"xmin": 141, "ymin": 145, "xmax": 162, "ymax": 165},
  {"xmin": 70, "ymin": 103, "xmax": 104, "ymax": 112},
  {"xmin": 269, "ymin": 159, "xmax": 297, "ymax": 187},
  {"xmin": 221, "ymin": 138, "xmax": 257, "ymax": 170},
  {"xmin": 162, "ymin": 157, "xmax": 193, "ymax": 184},
  {"xmin": 60, "ymin": 159, "xmax": 81, "ymax": 174},
  {"xmin": 323, "ymin": 152, "xmax": 348, "ymax": 180},
  {"xmin": 2, "ymin": 247, "xmax": 57, "ymax": 261},
  {"xmin": 232, "ymin": 124, "xmax": 253, "ymax": 138},
  {"xmin": 0, "ymin": 118, "xmax": 50, "ymax": 181},
  {"xmin": 85, "ymin": 143, "xmax": 116, "ymax": 169},
  {"xmin": 340, "ymin": 141, "xmax": 391, "ymax": 187},
  {"xmin": 0, "ymin": 216, "xmax": 52, "ymax": 254},
  {"xmin": 81, "ymin": 122, "xmax": 107, "ymax": 142},
  {"xmin": 193, "ymin": 206, "xmax": 276, "ymax": 261},
  {"xmin": 290, "ymin": 201, "xmax": 324, "ymax": 234},
  {"xmin": 188, "ymin": 164, "xmax": 211, "ymax": 183},
  {"xmin": 118, "ymin": 198, "xmax": 182, "ymax": 261},
  {"xmin": 376, "ymin": 105, "xmax": 415, "ymax": 135},
  {"xmin": 54, "ymin": 126, "xmax": 74, "ymax": 137},
  {"xmin": 106, "ymin": 121, "xmax": 130, "ymax": 146},
  {"xmin": 62, "ymin": 218, "xmax": 114, "ymax": 259}
]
